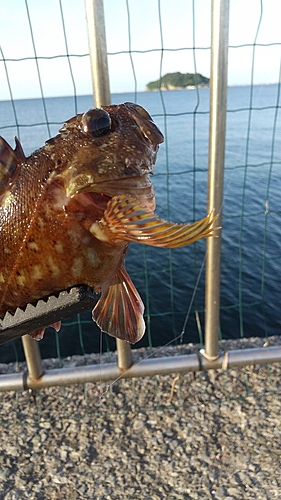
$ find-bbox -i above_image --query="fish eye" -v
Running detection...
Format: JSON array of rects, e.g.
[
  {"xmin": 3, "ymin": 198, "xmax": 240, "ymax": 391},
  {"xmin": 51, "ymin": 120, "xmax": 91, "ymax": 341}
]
[{"xmin": 81, "ymin": 109, "xmax": 112, "ymax": 137}]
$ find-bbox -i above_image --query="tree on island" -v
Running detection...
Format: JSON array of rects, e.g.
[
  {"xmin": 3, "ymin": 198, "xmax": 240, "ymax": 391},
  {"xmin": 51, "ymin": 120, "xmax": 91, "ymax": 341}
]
[{"xmin": 146, "ymin": 72, "xmax": 209, "ymax": 91}]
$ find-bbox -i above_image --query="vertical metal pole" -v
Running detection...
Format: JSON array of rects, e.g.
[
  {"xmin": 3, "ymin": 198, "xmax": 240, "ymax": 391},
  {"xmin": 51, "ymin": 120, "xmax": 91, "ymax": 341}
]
[
  {"xmin": 116, "ymin": 339, "xmax": 133, "ymax": 371},
  {"xmin": 84, "ymin": 0, "xmax": 111, "ymax": 107},
  {"xmin": 85, "ymin": 0, "xmax": 132, "ymax": 369},
  {"xmin": 21, "ymin": 335, "xmax": 44, "ymax": 380},
  {"xmin": 204, "ymin": 0, "xmax": 229, "ymax": 360}
]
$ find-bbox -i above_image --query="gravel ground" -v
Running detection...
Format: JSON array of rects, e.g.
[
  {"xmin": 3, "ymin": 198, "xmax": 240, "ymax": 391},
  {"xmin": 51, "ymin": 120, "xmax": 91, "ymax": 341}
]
[{"xmin": 0, "ymin": 336, "xmax": 281, "ymax": 499}]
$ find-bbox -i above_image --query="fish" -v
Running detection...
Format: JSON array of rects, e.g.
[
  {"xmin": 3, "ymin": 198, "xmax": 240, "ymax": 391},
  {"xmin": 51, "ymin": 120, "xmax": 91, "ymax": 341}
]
[{"xmin": 0, "ymin": 102, "xmax": 218, "ymax": 344}]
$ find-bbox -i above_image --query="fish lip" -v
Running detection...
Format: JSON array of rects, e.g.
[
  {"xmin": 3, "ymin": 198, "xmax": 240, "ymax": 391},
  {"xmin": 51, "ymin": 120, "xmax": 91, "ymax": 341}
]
[
  {"xmin": 82, "ymin": 175, "xmax": 156, "ymax": 212},
  {"xmin": 65, "ymin": 172, "xmax": 156, "ymax": 212}
]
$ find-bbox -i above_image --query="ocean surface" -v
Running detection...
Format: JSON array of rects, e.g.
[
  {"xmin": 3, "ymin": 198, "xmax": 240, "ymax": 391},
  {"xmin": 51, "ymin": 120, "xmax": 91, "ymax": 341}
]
[{"xmin": 0, "ymin": 85, "xmax": 280, "ymax": 362}]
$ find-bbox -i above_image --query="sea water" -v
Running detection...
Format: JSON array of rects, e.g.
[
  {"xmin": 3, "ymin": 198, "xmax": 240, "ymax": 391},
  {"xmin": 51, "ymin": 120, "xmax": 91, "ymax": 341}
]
[{"xmin": 0, "ymin": 85, "xmax": 280, "ymax": 361}]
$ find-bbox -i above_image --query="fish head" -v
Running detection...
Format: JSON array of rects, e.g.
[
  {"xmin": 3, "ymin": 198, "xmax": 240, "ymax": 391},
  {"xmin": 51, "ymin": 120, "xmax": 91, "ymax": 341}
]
[{"xmin": 54, "ymin": 102, "xmax": 164, "ymax": 212}]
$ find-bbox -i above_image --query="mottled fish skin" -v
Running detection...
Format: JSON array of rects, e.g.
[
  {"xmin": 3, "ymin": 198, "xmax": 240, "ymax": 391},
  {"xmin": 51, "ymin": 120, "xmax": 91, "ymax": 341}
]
[{"xmin": 0, "ymin": 102, "xmax": 218, "ymax": 344}]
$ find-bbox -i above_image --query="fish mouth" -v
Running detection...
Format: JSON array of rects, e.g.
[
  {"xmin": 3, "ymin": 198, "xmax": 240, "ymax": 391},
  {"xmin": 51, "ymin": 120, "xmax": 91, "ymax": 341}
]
[{"xmin": 76, "ymin": 174, "xmax": 156, "ymax": 212}]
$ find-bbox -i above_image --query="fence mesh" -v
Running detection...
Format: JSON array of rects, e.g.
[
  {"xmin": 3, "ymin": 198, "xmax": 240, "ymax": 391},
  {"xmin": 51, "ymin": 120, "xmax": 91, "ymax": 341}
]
[{"xmin": 0, "ymin": 0, "xmax": 281, "ymax": 385}]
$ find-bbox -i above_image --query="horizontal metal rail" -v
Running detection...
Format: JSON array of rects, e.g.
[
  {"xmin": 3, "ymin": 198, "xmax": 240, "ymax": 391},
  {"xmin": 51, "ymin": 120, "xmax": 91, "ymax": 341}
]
[{"xmin": 0, "ymin": 346, "xmax": 281, "ymax": 392}]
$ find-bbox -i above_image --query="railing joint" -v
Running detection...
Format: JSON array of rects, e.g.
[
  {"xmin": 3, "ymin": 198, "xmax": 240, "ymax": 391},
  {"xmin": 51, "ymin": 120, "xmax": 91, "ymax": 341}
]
[{"xmin": 200, "ymin": 348, "xmax": 220, "ymax": 363}]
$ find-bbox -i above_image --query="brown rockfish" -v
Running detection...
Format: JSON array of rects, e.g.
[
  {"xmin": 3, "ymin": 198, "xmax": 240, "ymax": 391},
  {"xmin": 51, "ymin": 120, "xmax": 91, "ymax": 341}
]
[{"xmin": 0, "ymin": 102, "xmax": 217, "ymax": 343}]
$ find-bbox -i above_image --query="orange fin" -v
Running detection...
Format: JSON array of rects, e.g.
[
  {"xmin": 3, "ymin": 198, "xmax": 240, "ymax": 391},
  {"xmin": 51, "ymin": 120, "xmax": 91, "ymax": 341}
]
[
  {"xmin": 30, "ymin": 321, "xmax": 61, "ymax": 341},
  {"xmin": 92, "ymin": 266, "xmax": 145, "ymax": 344},
  {"xmin": 0, "ymin": 136, "xmax": 25, "ymax": 197},
  {"xmin": 90, "ymin": 195, "xmax": 219, "ymax": 248}
]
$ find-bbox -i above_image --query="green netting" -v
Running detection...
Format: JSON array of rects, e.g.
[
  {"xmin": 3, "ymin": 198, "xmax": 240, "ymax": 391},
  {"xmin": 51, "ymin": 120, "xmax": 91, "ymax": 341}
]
[{"xmin": 0, "ymin": 0, "xmax": 281, "ymax": 375}]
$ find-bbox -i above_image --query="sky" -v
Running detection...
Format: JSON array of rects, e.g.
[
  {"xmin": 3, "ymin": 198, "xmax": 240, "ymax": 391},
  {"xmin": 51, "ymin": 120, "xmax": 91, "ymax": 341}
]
[{"xmin": 0, "ymin": 0, "xmax": 281, "ymax": 100}]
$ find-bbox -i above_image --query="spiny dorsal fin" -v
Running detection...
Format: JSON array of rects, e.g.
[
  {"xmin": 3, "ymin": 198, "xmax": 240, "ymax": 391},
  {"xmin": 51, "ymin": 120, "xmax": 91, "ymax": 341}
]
[
  {"xmin": 0, "ymin": 136, "xmax": 26, "ymax": 197},
  {"xmin": 14, "ymin": 136, "xmax": 26, "ymax": 163}
]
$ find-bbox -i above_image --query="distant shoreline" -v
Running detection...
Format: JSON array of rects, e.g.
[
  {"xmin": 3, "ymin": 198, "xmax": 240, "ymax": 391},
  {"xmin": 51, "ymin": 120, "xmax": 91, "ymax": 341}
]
[
  {"xmin": 0, "ymin": 83, "xmax": 279, "ymax": 102},
  {"xmin": 146, "ymin": 71, "xmax": 210, "ymax": 92},
  {"xmin": 145, "ymin": 84, "xmax": 209, "ymax": 92}
]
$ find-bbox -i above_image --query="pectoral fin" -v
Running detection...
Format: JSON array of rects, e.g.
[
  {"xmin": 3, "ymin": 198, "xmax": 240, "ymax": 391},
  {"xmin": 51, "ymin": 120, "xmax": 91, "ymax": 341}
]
[
  {"xmin": 90, "ymin": 195, "xmax": 219, "ymax": 248},
  {"xmin": 93, "ymin": 266, "xmax": 145, "ymax": 344}
]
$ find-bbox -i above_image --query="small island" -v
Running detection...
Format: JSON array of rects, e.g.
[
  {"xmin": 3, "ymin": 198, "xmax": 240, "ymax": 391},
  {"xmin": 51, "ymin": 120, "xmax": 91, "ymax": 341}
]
[{"xmin": 146, "ymin": 72, "xmax": 210, "ymax": 91}]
